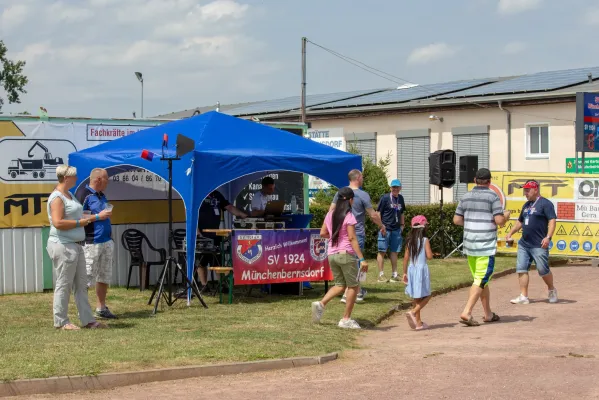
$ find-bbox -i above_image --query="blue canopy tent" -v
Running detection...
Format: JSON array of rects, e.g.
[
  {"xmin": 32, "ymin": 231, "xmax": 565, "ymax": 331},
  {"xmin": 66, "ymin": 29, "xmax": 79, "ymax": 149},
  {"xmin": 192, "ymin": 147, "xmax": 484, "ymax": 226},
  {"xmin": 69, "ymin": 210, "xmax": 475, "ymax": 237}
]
[{"xmin": 69, "ymin": 111, "xmax": 361, "ymax": 301}]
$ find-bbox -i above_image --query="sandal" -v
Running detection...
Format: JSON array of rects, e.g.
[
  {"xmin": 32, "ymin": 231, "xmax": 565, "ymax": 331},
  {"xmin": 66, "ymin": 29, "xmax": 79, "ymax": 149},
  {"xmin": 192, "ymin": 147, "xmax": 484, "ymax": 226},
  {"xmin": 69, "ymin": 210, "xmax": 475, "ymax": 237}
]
[
  {"xmin": 415, "ymin": 322, "xmax": 429, "ymax": 330},
  {"xmin": 84, "ymin": 321, "xmax": 108, "ymax": 329},
  {"xmin": 459, "ymin": 316, "xmax": 480, "ymax": 327},
  {"xmin": 406, "ymin": 312, "xmax": 417, "ymax": 329},
  {"xmin": 58, "ymin": 323, "xmax": 80, "ymax": 331},
  {"xmin": 484, "ymin": 313, "xmax": 500, "ymax": 323}
]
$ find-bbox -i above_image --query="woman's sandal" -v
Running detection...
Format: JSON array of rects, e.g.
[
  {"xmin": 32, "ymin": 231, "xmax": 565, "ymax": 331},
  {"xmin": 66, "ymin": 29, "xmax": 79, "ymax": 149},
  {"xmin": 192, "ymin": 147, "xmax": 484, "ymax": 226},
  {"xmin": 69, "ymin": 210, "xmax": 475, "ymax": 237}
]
[
  {"xmin": 459, "ymin": 316, "xmax": 480, "ymax": 327},
  {"xmin": 483, "ymin": 312, "xmax": 500, "ymax": 323},
  {"xmin": 59, "ymin": 323, "xmax": 80, "ymax": 331},
  {"xmin": 84, "ymin": 321, "xmax": 108, "ymax": 329}
]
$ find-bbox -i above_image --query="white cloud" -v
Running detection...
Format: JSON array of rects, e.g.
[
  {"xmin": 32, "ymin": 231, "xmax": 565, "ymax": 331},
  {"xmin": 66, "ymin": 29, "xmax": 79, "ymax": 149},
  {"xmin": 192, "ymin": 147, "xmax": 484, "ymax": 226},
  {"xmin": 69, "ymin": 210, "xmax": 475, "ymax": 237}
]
[
  {"xmin": 584, "ymin": 9, "xmax": 599, "ymax": 25},
  {"xmin": 498, "ymin": 0, "xmax": 542, "ymax": 15},
  {"xmin": 503, "ymin": 41, "xmax": 527, "ymax": 54},
  {"xmin": 0, "ymin": 4, "xmax": 30, "ymax": 32},
  {"xmin": 1, "ymin": 0, "xmax": 273, "ymax": 117},
  {"xmin": 407, "ymin": 43, "xmax": 458, "ymax": 65}
]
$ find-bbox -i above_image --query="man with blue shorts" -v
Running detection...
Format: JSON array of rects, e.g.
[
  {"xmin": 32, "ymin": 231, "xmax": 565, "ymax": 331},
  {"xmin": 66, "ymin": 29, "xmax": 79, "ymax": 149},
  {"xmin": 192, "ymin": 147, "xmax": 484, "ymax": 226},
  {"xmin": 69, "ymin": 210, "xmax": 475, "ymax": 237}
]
[
  {"xmin": 376, "ymin": 179, "xmax": 406, "ymax": 283},
  {"xmin": 506, "ymin": 180, "xmax": 558, "ymax": 304},
  {"xmin": 331, "ymin": 169, "xmax": 384, "ymax": 303}
]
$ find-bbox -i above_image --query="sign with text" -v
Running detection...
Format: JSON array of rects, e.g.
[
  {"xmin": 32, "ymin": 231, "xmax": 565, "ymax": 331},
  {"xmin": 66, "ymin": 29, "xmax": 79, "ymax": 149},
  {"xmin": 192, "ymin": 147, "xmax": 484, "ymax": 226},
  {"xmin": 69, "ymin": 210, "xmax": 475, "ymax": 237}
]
[
  {"xmin": 565, "ymin": 157, "xmax": 599, "ymax": 174},
  {"xmin": 232, "ymin": 229, "xmax": 332, "ymax": 284},
  {"xmin": 307, "ymin": 128, "xmax": 345, "ymax": 196},
  {"xmin": 0, "ymin": 119, "xmax": 167, "ymax": 228},
  {"xmin": 576, "ymin": 92, "xmax": 599, "ymax": 152},
  {"xmin": 86, "ymin": 124, "xmax": 154, "ymax": 141},
  {"xmin": 469, "ymin": 171, "xmax": 599, "ymax": 256}
]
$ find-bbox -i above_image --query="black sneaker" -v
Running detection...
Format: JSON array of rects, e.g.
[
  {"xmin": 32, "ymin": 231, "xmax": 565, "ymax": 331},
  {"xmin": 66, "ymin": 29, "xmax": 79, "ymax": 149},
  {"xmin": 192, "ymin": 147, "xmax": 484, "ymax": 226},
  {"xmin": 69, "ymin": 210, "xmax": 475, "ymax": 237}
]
[{"xmin": 95, "ymin": 307, "xmax": 117, "ymax": 319}]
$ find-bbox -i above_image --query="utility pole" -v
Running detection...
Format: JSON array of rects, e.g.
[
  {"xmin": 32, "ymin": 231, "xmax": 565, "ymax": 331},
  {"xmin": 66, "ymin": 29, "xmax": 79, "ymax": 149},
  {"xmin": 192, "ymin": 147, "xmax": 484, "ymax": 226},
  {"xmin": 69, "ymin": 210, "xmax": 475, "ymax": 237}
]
[{"xmin": 301, "ymin": 37, "xmax": 307, "ymax": 124}]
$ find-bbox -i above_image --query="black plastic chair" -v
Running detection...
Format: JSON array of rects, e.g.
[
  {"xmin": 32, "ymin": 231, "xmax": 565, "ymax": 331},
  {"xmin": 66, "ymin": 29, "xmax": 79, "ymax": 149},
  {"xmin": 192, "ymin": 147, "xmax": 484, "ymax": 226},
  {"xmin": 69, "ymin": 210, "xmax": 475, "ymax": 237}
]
[
  {"xmin": 121, "ymin": 229, "xmax": 166, "ymax": 291},
  {"xmin": 172, "ymin": 229, "xmax": 187, "ymax": 284}
]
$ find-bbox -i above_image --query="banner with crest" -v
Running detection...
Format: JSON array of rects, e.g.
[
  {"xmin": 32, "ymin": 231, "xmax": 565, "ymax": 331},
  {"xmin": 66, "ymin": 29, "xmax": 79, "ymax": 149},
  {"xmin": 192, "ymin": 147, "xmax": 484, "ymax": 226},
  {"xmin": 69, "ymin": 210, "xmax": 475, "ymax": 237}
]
[{"xmin": 232, "ymin": 229, "xmax": 332, "ymax": 284}]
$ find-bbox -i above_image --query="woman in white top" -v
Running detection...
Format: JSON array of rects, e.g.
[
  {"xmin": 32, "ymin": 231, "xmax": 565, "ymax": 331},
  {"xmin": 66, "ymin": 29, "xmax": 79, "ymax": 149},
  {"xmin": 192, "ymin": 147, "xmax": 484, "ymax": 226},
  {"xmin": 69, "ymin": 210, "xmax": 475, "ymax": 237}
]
[{"xmin": 47, "ymin": 165, "xmax": 109, "ymax": 330}]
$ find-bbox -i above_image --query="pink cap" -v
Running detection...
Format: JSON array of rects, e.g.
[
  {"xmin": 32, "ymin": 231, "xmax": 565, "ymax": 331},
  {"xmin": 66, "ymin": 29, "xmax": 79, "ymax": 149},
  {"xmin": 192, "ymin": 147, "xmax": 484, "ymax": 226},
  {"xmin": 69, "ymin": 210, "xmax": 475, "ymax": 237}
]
[{"xmin": 411, "ymin": 215, "xmax": 428, "ymax": 227}]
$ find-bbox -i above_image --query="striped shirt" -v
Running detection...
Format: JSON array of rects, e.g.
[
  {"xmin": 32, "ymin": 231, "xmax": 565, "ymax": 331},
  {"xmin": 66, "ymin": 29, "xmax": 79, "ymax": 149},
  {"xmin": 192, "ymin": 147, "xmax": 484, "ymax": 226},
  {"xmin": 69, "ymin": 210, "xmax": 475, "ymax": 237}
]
[{"xmin": 455, "ymin": 186, "xmax": 503, "ymax": 256}]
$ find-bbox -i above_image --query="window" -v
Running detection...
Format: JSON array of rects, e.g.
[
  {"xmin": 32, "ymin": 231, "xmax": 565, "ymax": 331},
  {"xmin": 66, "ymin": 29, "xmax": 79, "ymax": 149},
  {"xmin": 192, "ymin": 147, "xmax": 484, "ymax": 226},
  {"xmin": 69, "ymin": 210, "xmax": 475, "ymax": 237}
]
[
  {"xmin": 345, "ymin": 133, "xmax": 377, "ymax": 163},
  {"xmin": 527, "ymin": 124, "xmax": 549, "ymax": 158}
]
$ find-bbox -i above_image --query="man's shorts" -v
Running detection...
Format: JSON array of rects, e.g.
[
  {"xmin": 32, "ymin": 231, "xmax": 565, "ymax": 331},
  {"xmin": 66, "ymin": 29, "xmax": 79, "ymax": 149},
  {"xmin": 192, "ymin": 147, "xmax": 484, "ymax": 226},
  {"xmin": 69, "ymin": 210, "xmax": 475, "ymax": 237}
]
[
  {"xmin": 328, "ymin": 252, "xmax": 359, "ymax": 288},
  {"xmin": 516, "ymin": 245, "xmax": 550, "ymax": 276},
  {"xmin": 84, "ymin": 240, "xmax": 114, "ymax": 286},
  {"xmin": 377, "ymin": 229, "xmax": 403, "ymax": 253},
  {"xmin": 467, "ymin": 255, "xmax": 495, "ymax": 288}
]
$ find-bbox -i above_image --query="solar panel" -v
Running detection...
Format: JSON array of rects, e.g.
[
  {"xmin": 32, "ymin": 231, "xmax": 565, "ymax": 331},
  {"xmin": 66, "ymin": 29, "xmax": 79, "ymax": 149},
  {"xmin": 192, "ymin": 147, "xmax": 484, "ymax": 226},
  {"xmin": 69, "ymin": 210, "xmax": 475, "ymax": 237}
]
[
  {"xmin": 225, "ymin": 89, "xmax": 387, "ymax": 116},
  {"xmin": 309, "ymin": 79, "xmax": 494, "ymax": 109},
  {"xmin": 437, "ymin": 66, "xmax": 599, "ymax": 99}
]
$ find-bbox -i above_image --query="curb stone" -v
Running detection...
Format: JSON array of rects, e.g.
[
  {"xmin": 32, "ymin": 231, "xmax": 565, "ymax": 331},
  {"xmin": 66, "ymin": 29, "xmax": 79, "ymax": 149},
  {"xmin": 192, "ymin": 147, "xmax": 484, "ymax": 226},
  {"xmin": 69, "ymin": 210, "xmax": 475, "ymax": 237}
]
[
  {"xmin": 0, "ymin": 353, "xmax": 338, "ymax": 398},
  {"xmin": 374, "ymin": 268, "xmax": 517, "ymax": 325}
]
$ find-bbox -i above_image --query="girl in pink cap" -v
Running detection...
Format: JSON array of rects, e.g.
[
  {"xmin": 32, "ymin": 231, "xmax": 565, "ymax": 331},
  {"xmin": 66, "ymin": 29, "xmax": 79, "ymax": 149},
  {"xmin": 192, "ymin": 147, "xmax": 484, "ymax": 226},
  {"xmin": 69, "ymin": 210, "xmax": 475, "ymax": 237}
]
[{"xmin": 402, "ymin": 215, "xmax": 433, "ymax": 330}]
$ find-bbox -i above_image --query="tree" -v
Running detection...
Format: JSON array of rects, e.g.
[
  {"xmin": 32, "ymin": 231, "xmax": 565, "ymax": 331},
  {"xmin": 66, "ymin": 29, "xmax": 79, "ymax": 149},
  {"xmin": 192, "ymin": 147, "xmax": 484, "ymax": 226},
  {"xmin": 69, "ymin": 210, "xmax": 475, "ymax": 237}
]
[{"xmin": 0, "ymin": 40, "xmax": 28, "ymax": 112}]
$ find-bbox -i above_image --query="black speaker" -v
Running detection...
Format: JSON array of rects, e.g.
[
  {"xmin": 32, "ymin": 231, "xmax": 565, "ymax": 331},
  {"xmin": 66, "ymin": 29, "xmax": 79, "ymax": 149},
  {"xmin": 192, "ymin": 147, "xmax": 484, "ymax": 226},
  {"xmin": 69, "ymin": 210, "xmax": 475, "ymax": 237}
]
[
  {"xmin": 459, "ymin": 155, "xmax": 478, "ymax": 184},
  {"xmin": 429, "ymin": 150, "xmax": 456, "ymax": 188}
]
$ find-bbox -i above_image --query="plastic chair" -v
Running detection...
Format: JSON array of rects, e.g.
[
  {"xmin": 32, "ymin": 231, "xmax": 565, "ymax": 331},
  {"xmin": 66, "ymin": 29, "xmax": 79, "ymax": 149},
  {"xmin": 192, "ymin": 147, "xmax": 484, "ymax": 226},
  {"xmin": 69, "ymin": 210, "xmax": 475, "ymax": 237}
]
[{"xmin": 121, "ymin": 229, "xmax": 166, "ymax": 290}]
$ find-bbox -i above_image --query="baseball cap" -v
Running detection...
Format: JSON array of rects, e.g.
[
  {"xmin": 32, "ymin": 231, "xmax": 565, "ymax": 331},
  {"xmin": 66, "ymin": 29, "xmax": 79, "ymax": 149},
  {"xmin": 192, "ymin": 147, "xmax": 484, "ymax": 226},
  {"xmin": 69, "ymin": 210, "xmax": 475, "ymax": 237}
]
[
  {"xmin": 390, "ymin": 179, "xmax": 402, "ymax": 187},
  {"xmin": 520, "ymin": 180, "xmax": 539, "ymax": 189},
  {"xmin": 411, "ymin": 215, "xmax": 428, "ymax": 228},
  {"xmin": 475, "ymin": 168, "xmax": 492, "ymax": 180}
]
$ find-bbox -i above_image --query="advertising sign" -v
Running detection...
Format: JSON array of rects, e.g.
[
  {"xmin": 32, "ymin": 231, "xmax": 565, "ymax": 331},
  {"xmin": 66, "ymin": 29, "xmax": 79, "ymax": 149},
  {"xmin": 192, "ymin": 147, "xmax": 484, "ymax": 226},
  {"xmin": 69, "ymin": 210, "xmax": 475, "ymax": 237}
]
[
  {"xmin": 307, "ymin": 128, "xmax": 345, "ymax": 196},
  {"xmin": 576, "ymin": 92, "xmax": 599, "ymax": 152},
  {"xmin": 469, "ymin": 171, "xmax": 599, "ymax": 256},
  {"xmin": 0, "ymin": 119, "xmax": 175, "ymax": 228},
  {"xmin": 232, "ymin": 229, "xmax": 333, "ymax": 284},
  {"xmin": 565, "ymin": 157, "xmax": 599, "ymax": 174}
]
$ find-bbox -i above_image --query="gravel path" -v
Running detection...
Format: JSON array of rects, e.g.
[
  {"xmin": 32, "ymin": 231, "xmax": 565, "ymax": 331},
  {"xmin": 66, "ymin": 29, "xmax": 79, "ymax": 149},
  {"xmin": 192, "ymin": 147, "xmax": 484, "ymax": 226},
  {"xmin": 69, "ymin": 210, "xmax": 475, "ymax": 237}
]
[{"xmin": 12, "ymin": 266, "xmax": 599, "ymax": 400}]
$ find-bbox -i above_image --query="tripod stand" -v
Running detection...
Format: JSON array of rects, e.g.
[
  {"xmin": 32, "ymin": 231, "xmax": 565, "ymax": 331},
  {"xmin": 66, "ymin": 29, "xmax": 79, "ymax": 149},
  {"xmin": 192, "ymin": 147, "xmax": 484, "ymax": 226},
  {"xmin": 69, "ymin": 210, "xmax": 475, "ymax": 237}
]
[
  {"xmin": 148, "ymin": 152, "xmax": 207, "ymax": 314},
  {"xmin": 429, "ymin": 185, "xmax": 463, "ymax": 258}
]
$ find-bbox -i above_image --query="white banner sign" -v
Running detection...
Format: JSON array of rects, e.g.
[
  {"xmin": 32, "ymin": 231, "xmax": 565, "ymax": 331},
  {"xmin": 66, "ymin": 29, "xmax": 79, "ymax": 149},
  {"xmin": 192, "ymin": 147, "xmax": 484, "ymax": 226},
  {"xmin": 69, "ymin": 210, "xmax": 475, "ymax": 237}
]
[
  {"xmin": 307, "ymin": 128, "xmax": 345, "ymax": 195},
  {"xmin": 86, "ymin": 124, "xmax": 154, "ymax": 141}
]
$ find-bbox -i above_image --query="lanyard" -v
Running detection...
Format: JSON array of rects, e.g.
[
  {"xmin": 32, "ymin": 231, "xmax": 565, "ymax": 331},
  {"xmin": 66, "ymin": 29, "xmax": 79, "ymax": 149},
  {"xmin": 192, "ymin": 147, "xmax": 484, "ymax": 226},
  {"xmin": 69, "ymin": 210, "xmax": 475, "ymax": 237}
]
[
  {"xmin": 390, "ymin": 194, "xmax": 401, "ymax": 224},
  {"xmin": 526, "ymin": 197, "xmax": 540, "ymax": 217}
]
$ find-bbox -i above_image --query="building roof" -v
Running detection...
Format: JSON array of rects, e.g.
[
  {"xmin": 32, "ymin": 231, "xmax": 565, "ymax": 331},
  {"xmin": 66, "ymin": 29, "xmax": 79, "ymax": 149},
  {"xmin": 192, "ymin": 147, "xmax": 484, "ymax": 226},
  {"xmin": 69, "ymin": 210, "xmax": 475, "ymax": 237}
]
[{"xmin": 157, "ymin": 66, "xmax": 599, "ymax": 121}]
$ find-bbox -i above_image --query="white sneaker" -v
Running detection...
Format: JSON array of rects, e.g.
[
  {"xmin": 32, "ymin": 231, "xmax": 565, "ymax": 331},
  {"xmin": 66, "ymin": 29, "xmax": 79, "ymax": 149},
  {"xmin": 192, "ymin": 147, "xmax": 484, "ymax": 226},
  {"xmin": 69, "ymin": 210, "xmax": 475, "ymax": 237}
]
[
  {"xmin": 548, "ymin": 289, "xmax": 558, "ymax": 304},
  {"xmin": 510, "ymin": 294, "xmax": 530, "ymax": 304},
  {"xmin": 377, "ymin": 275, "xmax": 388, "ymax": 283},
  {"xmin": 340, "ymin": 296, "xmax": 346, "ymax": 304},
  {"xmin": 338, "ymin": 319, "xmax": 361, "ymax": 329},
  {"xmin": 311, "ymin": 301, "xmax": 325, "ymax": 323}
]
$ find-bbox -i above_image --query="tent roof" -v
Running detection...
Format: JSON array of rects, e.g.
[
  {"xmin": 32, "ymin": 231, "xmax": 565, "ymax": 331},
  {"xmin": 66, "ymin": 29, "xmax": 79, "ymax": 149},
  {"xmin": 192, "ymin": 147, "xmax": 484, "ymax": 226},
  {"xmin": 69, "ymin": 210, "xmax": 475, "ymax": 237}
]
[{"xmin": 70, "ymin": 111, "xmax": 361, "ymax": 197}]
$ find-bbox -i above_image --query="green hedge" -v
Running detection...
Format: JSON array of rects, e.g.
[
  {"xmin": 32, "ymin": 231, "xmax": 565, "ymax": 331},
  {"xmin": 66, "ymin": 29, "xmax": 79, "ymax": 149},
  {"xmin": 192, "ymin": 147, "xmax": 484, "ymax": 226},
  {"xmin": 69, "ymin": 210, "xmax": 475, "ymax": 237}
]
[{"xmin": 310, "ymin": 202, "xmax": 463, "ymax": 258}]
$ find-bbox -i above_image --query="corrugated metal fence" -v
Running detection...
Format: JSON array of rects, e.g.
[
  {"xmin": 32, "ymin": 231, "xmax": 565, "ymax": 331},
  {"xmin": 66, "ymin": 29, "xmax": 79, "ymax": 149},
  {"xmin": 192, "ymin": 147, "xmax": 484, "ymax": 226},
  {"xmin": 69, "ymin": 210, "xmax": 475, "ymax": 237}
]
[{"xmin": 0, "ymin": 223, "xmax": 184, "ymax": 295}]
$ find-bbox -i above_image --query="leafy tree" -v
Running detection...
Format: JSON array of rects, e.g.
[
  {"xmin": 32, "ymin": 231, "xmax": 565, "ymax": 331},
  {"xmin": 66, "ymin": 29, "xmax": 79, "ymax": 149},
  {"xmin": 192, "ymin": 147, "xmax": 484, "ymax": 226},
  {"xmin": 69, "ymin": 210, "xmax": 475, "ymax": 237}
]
[{"xmin": 0, "ymin": 40, "xmax": 28, "ymax": 112}]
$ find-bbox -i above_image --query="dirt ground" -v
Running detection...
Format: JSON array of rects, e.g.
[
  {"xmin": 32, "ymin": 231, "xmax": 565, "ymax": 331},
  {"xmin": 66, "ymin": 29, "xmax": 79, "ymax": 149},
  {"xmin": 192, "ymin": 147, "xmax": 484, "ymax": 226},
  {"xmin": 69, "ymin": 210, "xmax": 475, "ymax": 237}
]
[{"xmin": 11, "ymin": 266, "xmax": 599, "ymax": 400}]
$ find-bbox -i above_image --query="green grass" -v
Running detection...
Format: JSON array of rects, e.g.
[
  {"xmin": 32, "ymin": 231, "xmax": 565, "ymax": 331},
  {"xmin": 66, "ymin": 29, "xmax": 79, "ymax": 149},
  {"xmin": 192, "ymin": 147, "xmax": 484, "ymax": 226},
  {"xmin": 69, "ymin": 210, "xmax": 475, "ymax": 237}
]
[{"xmin": 0, "ymin": 256, "xmax": 516, "ymax": 381}]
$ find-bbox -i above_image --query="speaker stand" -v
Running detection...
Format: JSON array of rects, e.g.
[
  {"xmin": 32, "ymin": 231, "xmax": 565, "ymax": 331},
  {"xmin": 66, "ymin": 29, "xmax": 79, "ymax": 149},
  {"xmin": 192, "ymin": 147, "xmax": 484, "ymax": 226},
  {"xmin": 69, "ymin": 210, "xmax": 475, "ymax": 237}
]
[{"xmin": 429, "ymin": 185, "xmax": 464, "ymax": 258}]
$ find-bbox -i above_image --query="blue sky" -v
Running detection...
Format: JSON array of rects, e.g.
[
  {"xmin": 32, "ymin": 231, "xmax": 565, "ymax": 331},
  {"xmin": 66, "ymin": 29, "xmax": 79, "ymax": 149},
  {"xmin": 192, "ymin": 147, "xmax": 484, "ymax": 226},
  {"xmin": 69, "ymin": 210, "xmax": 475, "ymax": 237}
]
[{"xmin": 1, "ymin": 0, "xmax": 598, "ymax": 118}]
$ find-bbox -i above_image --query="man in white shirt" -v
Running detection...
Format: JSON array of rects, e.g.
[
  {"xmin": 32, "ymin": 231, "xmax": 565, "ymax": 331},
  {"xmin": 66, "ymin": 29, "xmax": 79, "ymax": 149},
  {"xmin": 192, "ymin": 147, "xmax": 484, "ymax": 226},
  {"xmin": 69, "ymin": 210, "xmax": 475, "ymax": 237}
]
[{"xmin": 250, "ymin": 176, "xmax": 275, "ymax": 217}]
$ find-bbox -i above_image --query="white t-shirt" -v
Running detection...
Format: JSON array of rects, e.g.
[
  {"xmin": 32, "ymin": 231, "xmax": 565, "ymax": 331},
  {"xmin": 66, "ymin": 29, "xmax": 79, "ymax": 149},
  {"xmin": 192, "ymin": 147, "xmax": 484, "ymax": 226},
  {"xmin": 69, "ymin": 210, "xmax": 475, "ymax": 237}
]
[{"xmin": 250, "ymin": 191, "xmax": 272, "ymax": 212}]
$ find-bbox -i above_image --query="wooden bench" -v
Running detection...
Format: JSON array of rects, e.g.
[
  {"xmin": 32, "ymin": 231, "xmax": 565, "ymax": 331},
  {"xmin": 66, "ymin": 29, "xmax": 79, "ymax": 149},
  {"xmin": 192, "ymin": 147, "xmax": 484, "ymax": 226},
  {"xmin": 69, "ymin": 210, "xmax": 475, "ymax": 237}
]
[{"xmin": 208, "ymin": 266, "xmax": 234, "ymax": 304}]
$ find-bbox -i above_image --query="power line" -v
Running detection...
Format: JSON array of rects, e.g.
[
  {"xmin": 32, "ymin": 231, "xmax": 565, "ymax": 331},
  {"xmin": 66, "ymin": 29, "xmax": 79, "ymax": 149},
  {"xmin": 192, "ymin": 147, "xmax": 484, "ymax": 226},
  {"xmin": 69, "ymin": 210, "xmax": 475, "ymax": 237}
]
[{"xmin": 306, "ymin": 39, "xmax": 575, "ymax": 123}]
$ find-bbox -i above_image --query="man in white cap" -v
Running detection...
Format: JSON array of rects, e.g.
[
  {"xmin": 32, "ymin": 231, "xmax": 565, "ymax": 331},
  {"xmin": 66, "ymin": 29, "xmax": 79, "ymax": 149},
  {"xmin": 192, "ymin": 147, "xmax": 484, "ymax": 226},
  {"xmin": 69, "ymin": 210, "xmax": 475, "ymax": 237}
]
[{"xmin": 376, "ymin": 179, "xmax": 406, "ymax": 282}]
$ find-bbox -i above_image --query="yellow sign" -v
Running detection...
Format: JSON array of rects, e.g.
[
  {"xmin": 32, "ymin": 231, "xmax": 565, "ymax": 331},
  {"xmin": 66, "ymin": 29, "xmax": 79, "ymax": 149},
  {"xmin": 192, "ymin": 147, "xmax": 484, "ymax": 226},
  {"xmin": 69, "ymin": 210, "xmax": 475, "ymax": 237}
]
[
  {"xmin": 468, "ymin": 171, "xmax": 599, "ymax": 256},
  {"xmin": 0, "ymin": 119, "xmax": 180, "ymax": 228}
]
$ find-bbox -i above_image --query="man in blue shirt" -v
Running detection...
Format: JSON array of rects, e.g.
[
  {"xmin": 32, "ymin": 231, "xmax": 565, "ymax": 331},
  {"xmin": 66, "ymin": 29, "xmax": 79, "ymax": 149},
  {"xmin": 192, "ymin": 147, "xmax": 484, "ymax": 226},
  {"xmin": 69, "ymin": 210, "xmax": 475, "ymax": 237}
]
[
  {"xmin": 78, "ymin": 168, "xmax": 115, "ymax": 319},
  {"xmin": 376, "ymin": 179, "xmax": 406, "ymax": 283},
  {"xmin": 506, "ymin": 180, "xmax": 558, "ymax": 304}
]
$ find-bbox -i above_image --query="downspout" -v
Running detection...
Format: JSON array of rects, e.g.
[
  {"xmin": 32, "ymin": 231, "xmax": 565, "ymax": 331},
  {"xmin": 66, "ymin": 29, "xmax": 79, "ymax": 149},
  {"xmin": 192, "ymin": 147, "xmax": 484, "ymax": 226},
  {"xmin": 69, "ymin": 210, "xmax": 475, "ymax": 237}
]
[{"xmin": 498, "ymin": 101, "xmax": 511, "ymax": 171}]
